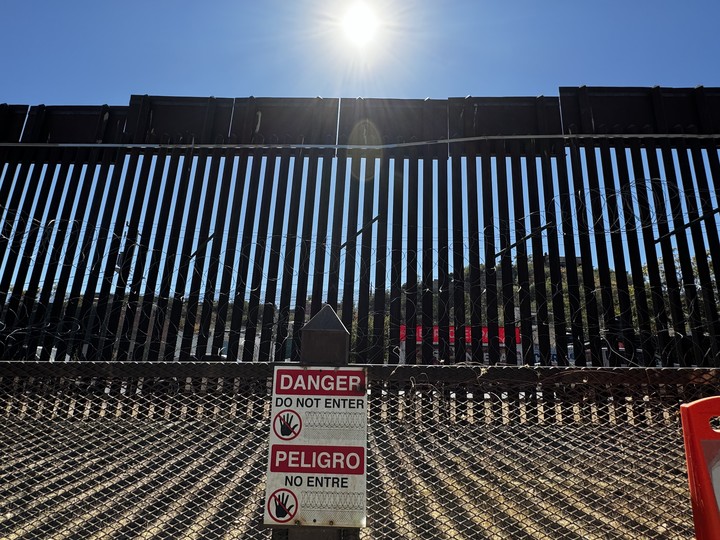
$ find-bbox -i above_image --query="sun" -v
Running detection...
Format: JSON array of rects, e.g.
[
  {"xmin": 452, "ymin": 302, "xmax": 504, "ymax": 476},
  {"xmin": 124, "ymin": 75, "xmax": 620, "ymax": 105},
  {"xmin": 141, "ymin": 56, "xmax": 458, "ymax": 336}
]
[{"xmin": 342, "ymin": 3, "xmax": 379, "ymax": 48}]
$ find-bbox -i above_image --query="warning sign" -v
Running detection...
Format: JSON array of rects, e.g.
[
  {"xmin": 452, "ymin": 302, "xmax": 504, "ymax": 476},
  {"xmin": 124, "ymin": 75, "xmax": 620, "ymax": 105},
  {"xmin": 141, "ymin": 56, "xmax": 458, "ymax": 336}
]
[
  {"xmin": 274, "ymin": 369, "xmax": 365, "ymax": 396},
  {"xmin": 264, "ymin": 366, "xmax": 367, "ymax": 528},
  {"xmin": 270, "ymin": 445, "xmax": 365, "ymax": 474},
  {"xmin": 273, "ymin": 409, "xmax": 302, "ymax": 441},
  {"xmin": 266, "ymin": 488, "xmax": 298, "ymax": 523}
]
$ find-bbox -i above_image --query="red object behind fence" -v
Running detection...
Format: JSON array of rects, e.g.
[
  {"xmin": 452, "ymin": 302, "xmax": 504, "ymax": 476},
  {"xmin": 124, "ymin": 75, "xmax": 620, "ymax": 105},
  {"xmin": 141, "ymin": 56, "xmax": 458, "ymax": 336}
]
[
  {"xmin": 399, "ymin": 325, "xmax": 521, "ymax": 344},
  {"xmin": 680, "ymin": 396, "xmax": 720, "ymax": 540}
]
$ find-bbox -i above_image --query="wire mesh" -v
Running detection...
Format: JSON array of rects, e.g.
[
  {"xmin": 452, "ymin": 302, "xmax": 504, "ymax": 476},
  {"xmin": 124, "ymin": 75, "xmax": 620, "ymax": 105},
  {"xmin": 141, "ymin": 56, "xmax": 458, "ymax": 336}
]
[{"xmin": 0, "ymin": 363, "xmax": 711, "ymax": 539}]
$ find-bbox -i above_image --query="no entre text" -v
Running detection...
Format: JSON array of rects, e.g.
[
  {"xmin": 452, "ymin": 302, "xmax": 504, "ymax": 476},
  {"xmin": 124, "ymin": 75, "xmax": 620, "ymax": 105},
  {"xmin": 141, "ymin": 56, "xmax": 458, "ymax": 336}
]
[{"xmin": 285, "ymin": 475, "xmax": 349, "ymax": 488}]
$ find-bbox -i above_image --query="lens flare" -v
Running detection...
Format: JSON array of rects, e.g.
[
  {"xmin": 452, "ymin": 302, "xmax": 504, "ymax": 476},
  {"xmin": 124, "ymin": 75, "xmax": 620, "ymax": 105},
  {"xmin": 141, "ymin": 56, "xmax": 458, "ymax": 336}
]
[{"xmin": 342, "ymin": 3, "xmax": 379, "ymax": 47}]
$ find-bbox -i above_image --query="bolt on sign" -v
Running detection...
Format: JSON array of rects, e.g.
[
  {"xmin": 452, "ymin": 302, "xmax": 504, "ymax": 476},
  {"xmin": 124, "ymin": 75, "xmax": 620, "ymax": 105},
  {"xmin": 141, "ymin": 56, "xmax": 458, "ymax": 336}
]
[{"xmin": 264, "ymin": 366, "xmax": 367, "ymax": 528}]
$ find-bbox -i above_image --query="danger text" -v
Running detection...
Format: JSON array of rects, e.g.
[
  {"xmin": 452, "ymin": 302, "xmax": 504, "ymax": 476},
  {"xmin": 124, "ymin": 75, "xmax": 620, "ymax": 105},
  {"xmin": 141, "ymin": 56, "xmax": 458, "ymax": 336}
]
[{"xmin": 275, "ymin": 369, "xmax": 365, "ymax": 396}]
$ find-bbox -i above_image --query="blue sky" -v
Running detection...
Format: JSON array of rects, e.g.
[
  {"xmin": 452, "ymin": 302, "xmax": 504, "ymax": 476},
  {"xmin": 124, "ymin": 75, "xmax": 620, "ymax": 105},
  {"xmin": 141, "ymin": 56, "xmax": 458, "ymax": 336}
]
[{"xmin": 3, "ymin": 0, "xmax": 720, "ymax": 105}]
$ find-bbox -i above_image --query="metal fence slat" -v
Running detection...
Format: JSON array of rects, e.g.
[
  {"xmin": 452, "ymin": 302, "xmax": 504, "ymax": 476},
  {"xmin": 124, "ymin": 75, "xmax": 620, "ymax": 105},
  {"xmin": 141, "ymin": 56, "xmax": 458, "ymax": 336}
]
[
  {"xmin": 421, "ymin": 153, "xmax": 434, "ymax": 365},
  {"xmin": 259, "ymin": 150, "xmax": 292, "ymax": 361},
  {"xmin": 540, "ymin": 141, "xmax": 568, "ymax": 365},
  {"xmin": 242, "ymin": 151, "xmax": 279, "ymax": 363},
  {"xmin": 436, "ymin": 147, "xmax": 451, "ymax": 365}
]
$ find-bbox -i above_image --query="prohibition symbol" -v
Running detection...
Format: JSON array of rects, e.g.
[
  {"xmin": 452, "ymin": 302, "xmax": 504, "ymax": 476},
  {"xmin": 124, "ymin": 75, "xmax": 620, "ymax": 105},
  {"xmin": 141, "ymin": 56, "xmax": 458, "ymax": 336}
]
[
  {"xmin": 267, "ymin": 488, "xmax": 298, "ymax": 523},
  {"xmin": 273, "ymin": 409, "xmax": 302, "ymax": 440}
]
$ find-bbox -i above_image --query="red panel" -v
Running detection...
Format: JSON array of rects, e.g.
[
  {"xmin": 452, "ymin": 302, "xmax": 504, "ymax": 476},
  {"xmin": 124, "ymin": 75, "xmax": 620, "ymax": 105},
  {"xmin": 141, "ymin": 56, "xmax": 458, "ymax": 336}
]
[
  {"xmin": 681, "ymin": 396, "xmax": 720, "ymax": 540},
  {"xmin": 399, "ymin": 325, "xmax": 521, "ymax": 345},
  {"xmin": 274, "ymin": 368, "xmax": 366, "ymax": 396},
  {"xmin": 270, "ymin": 445, "xmax": 365, "ymax": 475}
]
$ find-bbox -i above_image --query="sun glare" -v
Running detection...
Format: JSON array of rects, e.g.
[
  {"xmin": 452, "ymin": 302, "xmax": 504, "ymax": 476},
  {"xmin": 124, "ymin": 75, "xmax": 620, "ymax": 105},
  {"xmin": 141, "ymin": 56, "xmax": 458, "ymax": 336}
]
[{"xmin": 342, "ymin": 3, "xmax": 379, "ymax": 48}]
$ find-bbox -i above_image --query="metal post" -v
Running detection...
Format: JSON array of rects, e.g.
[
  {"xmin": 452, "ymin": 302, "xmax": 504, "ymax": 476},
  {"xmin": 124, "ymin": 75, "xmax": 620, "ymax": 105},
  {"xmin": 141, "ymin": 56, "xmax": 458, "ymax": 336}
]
[{"xmin": 272, "ymin": 304, "xmax": 360, "ymax": 540}]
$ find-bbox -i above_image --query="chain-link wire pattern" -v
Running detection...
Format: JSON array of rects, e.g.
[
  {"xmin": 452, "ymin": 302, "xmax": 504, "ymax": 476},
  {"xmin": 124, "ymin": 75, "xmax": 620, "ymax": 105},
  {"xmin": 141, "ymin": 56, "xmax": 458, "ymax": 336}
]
[{"xmin": 0, "ymin": 363, "xmax": 712, "ymax": 539}]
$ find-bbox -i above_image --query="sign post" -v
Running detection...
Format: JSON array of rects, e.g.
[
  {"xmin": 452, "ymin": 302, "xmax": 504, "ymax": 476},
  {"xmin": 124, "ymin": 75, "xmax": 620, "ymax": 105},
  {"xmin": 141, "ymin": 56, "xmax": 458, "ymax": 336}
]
[{"xmin": 266, "ymin": 305, "xmax": 365, "ymax": 540}]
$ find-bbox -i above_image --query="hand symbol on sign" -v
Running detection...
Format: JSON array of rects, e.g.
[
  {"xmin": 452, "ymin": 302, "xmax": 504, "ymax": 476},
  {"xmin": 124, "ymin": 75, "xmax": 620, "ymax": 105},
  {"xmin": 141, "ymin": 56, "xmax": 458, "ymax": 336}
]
[
  {"xmin": 275, "ymin": 492, "xmax": 295, "ymax": 519},
  {"xmin": 280, "ymin": 413, "xmax": 298, "ymax": 437}
]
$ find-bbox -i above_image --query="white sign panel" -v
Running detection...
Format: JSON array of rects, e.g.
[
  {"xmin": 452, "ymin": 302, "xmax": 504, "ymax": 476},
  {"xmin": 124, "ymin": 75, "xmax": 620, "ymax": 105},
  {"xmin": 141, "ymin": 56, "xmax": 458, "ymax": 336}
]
[{"xmin": 264, "ymin": 366, "xmax": 367, "ymax": 528}]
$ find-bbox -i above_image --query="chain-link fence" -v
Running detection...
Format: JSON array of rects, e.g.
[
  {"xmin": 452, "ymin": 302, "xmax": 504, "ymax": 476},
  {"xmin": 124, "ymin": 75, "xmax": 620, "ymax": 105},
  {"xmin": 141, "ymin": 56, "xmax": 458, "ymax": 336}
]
[{"xmin": 0, "ymin": 362, "xmax": 714, "ymax": 539}]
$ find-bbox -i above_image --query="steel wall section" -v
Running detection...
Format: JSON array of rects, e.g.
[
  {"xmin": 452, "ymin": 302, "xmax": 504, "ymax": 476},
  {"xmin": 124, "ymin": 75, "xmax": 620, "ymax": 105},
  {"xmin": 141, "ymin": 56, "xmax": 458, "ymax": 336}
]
[
  {"xmin": 583, "ymin": 140, "xmax": 617, "ymax": 348},
  {"xmin": 704, "ymin": 140, "xmax": 720, "ymax": 313},
  {"xmin": 554, "ymin": 141, "xmax": 585, "ymax": 365},
  {"xmin": 0, "ymin": 149, "xmax": 42, "ymax": 316},
  {"xmin": 0, "ymin": 147, "xmax": 23, "ymax": 270},
  {"xmin": 1, "ymin": 89, "xmax": 720, "ymax": 367},
  {"xmin": 628, "ymin": 141, "xmax": 667, "ymax": 364},
  {"xmin": 15, "ymin": 148, "xmax": 75, "ymax": 358},
  {"xmin": 0, "ymin": 104, "xmax": 29, "ymax": 142},
  {"xmin": 510, "ymin": 141, "xmax": 535, "ymax": 365},
  {"xmin": 613, "ymin": 144, "xmax": 652, "ymax": 365},
  {"xmin": 659, "ymin": 141, "xmax": 705, "ymax": 365},
  {"xmin": 465, "ymin": 147, "xmax": 483, "ymax": 364},
  {"xmin": 597, "ymin": 140, "xmax": 633, "ymax": 366},
  {"xmin": 20, "ymin": 104, "xmax": 128, "ymax": 145},
  {"xmin": 290, "ymin": 150, "xmax": 321, "ymax": 362},
  {"xmin": 569, "ymin": 138, "xmax": 601, "ymax": 366},
  {"xmin": 676, "ymin": 142, "xmax": 720, "ymax": 364},
  {"xmin": 436, "ymin": 146, "xmax": 451, "ymax": 364},
  {"xmin": 146, "ymin": 147, "xmax": 195, "ymax": 364},
  {"xmin": 355, "ymin": 152, "xmax": 376, "ymax": 364},
  {"xmin": 31, "ymin": 147, "xmax": 92, "ymax": 361},
  {"xmin": 259, "ymin": 149, "xmax": 292, "ymax": 362},
  {"xmin": 61, "ymin": 149, "xmax": 115, "ymax": 361},
  {"xmin": 404, "ymin": 154, "xmax": 419, "ymax": 364},
  {"xmin": 326, "ymin": 150, "xmax": 348, "ymax": 312},
  {"xmin": 178, "ymin": 149, "xmax": 222, "ymax": 360},
  {"xmin": 160, "ymin": 148, "xmax": 210, "ymax": 362},
  {"xmin": 242, "ymin": 150, "xmax": 279, "ymax": 363},
  {"xmin": 109, "ymin": 147, "xmax": 167, "ymax": 362},
  {"xmin": 125, "ymin": 96, "xmax": 232, "ymax": 145},
  {"xmin": 193, "ymin": 148, "xmax": 231, "ymax": 359},
  {"xmin": 540, "ymin": 140, "xmax": 568, "ymax": 365},
  {"xmin": 212, "ymin": 150, "xmax": 250, "ymax": 358},
  {"xmin": 101, "ymin": 149, "xmax": 156, "ymax": 362},
  {"xmin": 526, "ymin": 139, "xmax": 552, "ymax": 365},
  {"xmin": 227, "ymin": 152, "xmax": 264, "ymax": 362},
  {"xmin": 341, "ymin": 151, "xmax": 363, "ymax": 349},
  {"xmin": 130, "ymin": 148, "xmax": 182, "ymax": 362},
  {"xmin": 388, "ymin": 152, "xmax": 404, "ymax": 364},
  {"xmin": 274, "ymin": 152, "xmax": 305, "ymax": 362},
  {"xmin": 645, "ymin": 142, "xmax": 689, "ymax": 363},
  {"xmin": 86, "ymin": 148, "xmax": 141, "ymax": 361},
  {"xmin": 310, "ymin": 153, "xmax": 333, "ymax": 318},
  {"xmin": 481, "ymin": 141, "xmax": 500, "ymax": 364},
  {"xmin": 496, "ymin": 141, "xmax": 517, "ymax": 364},
  {"xmin": 449, "ymin": 148, "xmax": 467, "ymax": 364},
  {"xmin": 370, "ymin": 155, "xmax": 391, "ymax": 365},
  {"xmin": 689, "ymin": 142, "xmax": 720, "ymax": 294},
  {"xmin": 421, "ymin": 153, "xmax": 434, "ymax": 365},
  {"xmin": 2, "ymin": 147, "xmax": 60, "ymax": 358}
]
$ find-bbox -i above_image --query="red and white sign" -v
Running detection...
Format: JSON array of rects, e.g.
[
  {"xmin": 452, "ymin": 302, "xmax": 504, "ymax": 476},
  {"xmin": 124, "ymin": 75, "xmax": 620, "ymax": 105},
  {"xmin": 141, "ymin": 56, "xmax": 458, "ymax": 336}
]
[
  {"xmin": 264, "ymin": 366, "xmax": 367, "ymax": 528},
  {"xmin": 274, "ymin": 368, "xmax": 365, "ymax": 396},
  {"xmin": 266, "ymin": 489, "xmax": 298, "ymax": 524},
  {"xmin": 271, "ymin": 445, "xmax": 365, "ymax": 475},
  {"xmin": 273, "ymin": 409, "xmax": 302, "ymax": 441}
]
